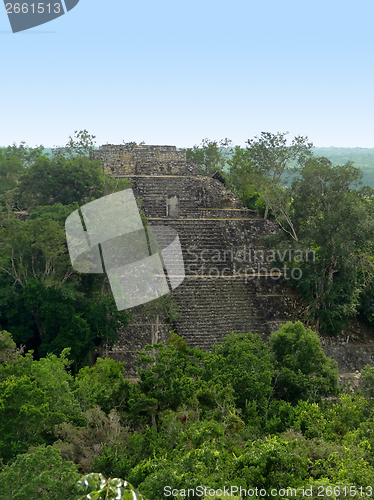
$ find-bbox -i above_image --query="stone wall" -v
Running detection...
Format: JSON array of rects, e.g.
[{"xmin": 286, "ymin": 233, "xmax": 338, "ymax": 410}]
[
  {"xmin": 92, "ymin": 145, "xmax": 199, "ymax": 177},
  {"xmin": 127, "ymin": 175, "xmax": 243, "ymax": 218},
  {"xmin": 92, "ymin": 144, "xmax": 374, "ymax": 378}
]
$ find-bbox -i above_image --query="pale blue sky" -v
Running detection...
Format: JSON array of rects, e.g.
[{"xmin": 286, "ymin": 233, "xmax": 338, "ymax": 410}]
[{"xmin": 1, "ymin": 0, "xmax": 374, "ymax": 149}]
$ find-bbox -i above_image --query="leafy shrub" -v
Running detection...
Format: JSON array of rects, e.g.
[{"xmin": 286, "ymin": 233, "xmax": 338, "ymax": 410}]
[
  {"xmin": 0, "ymin": 350, "xmax": 83, "ymax": 461},
  {"xmin": 0, "ymin": 446, "xmax": 79, "ymax": 500},
  {"xmin": 203, "ymin": 332, "xmax": 274, "ymax": 417},
  {"xmin": 360, "ymin": 365, "xmax": 374, "ymax": 399},
  {"xmin": 233, "ymin": 436, "xmax": 309, "ymax": 490},
  {"xmin": 270, "ymin": 322, "xmax": 339, "ymax": 404}
]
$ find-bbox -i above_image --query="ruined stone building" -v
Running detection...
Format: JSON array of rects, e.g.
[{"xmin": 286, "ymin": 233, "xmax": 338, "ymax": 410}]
[{"xmin": 92, "ymin": 144, "xmax": 374, "ymax": 378}]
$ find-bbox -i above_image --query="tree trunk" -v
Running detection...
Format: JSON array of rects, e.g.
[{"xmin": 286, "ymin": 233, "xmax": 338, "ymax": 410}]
[
  {"xmin": 264, "ymin": 203, "xmax": 269, "ymax": 220},
  {"xmin": 151, "ymin": 413, "xmax": 157, "ymax": 429}
]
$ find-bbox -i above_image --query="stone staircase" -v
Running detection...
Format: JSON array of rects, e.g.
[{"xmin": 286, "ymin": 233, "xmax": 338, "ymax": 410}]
[
  {"xmin": 170, "ymin": 276, "xmax": 301, "ymax": 349},
  {"xmin": 107, "ymin": 214, "xmax": 304, "ymax": 375},
  {"xmin": 149, "ymin": 218, "xmax": 278, "ymax": 273},
  {"xmin": 89, "ymin": 145, "xmax": 374, "ymax": 380}
]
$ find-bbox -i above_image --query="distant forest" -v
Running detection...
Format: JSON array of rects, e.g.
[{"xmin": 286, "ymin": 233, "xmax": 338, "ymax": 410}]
[
  {"xmin": 205, "ymin": 145, "xmax": 374, "ymax": 189},
  {"xmin": 11, "ymin": 144, "xmax": 374, "ymax": 188},
  {"xmin": 312, "ymin": 147, "xmax": 374, "ymax": 188}
]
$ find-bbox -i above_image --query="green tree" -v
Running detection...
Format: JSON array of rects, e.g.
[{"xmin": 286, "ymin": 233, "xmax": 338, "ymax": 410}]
[
  {"xmin": 0, "ymin": 210, "xmax": 75, "ymax": 288},
  {"xmin": 290, "ymin": 157, "xmax": 374, "ymax": 333},
  {"xmin": 359, "ymin": 273, "xmax": 374, "ymax": 326},
  {"xmin": 0, "ymin": 330, "xmax": 23, "ymax": 363},
  {"xmin": 203, "ymin": 332, "xmax": 274, "ymax": 419},
  {"xmin": 0, "ymin": 277, "xmax": 127, "ymax": 370},
  {"xmin": 74, "ymin": 357, "xmax": 131, "ymax": 413},
  {"xmin": 131, "ymin": 437, "xmax": 237, "ymax": 500},
  {"xmin": 0, "ymin": 446, "xmax": 80, "ymax": 500},
  {"xmin": 226, "ymin": 145, "xmax": 266, "ymax": 211},
  {"xmin": 0, "ymin": 153, "xmax": 26, "ymax": 218},
  {"xmin": 269, "ymin": 321, "xmax": 339, "ymax": 404},
  {"xmin": 17, "ymin": 155, "xmax": 129, "ymax": 210},
  {"xmin": 0, "ymin": 141, "xmax": 45, "ymax": 167},
  {"xmin": 233, "ymin": 436, "xmax": 309, "ymax": 491},
  {"xmin": 53, "ymin": 130, "xmax": 96, "ymax": 160},
  {"xmin": 261, "ymin": 182, "xmax": 298, "ymax": 240},
  {"xmin": 0, "ymin": 203, "xmax": 129, "ymax": 367},
  {"xmin": 291, "ymin": 157, "xmax": 364, "ymax": 229},
  {"xmin": 135, "ymin": 333, "xmax": 204, "ymax": 427},
  {"xmin": 0, "ymin": 349, "xmax": 83, "ymax": 461},
  {"xmin": 246, "ymin": 132, "xmax": 313, "ymax": 220},
  {"xmin": 186, "ymin": 138, "xmax": 232, "ymax": 179},
  {"xmin": 53, "ymin": 407, "xmax": 127, "ymax": 473},
  {"xmin": 360, "ymin": 365, "xmax": 374, "ymax": 399}
]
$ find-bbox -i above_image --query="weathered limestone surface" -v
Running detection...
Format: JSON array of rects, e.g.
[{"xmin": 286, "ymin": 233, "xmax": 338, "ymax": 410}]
[
  {"xmin": 93, "ymin": 144, "xmax": 199, "ymax": 177},
  {"xmin": 92, "ymin": 145, "xmax": 374, "ymax": 377}
]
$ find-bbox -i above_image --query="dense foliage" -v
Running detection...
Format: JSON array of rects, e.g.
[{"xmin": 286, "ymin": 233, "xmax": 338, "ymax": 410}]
[
  {"xmin": 0, "ymin": 324, "xmax": 374, "ymax": 499},
  {"xmin": 0, "ymin": 136, "xmax": 134, "ymax": 369}
]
